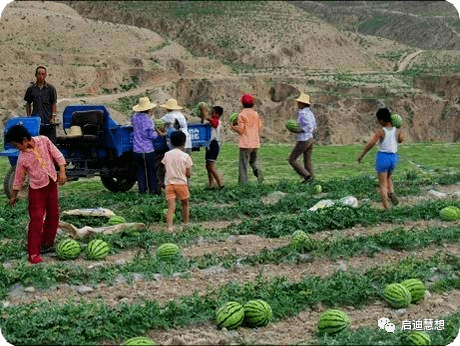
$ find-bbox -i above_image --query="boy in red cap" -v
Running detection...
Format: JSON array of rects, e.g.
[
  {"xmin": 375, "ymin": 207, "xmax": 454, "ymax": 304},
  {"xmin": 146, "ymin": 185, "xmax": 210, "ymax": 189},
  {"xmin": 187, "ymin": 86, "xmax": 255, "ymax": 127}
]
[{"xmin": 231, "ymin": 93, "xmax": 263, "ymax": 185}]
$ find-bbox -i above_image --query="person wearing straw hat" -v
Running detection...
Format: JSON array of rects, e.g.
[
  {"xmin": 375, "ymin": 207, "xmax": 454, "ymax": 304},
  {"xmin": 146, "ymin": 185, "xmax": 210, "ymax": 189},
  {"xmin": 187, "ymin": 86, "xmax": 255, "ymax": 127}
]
[
  {"xmin": 131, "ymin": 96, "xmax": 162, "ymax": 194},
  {"xmin": 288, "ymin": 92, "xmax": 317, "ymax": 183},
  {"xmin": 159, "ymin": 98, "xmax": 192, "ymax": 153}
]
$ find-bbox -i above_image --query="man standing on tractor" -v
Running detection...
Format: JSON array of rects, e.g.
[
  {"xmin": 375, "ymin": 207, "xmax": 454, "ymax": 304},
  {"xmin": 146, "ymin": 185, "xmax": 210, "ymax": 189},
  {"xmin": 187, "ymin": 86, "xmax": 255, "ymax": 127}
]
[{"xmin": 24, "ymin": 66, "xmax": 58, "ymax": 142}]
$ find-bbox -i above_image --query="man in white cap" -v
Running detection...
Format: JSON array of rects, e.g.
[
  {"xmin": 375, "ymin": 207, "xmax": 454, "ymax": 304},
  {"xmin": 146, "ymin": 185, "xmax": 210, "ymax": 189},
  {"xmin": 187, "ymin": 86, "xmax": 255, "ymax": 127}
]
[
  {"xmin": 160, "ymin": 98, "xmax": 192, "ymax": 153},
  {"xmin": 288, "ymin": 92, "xmax": 317, "ymax": 182}
]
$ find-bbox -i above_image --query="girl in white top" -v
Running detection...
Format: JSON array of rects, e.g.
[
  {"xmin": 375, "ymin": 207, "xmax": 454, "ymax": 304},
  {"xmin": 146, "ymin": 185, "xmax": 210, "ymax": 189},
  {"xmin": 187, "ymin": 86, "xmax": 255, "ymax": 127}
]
[{"xmin": 358, "ymin": 108, "xmax": 403, "ymax": 209}]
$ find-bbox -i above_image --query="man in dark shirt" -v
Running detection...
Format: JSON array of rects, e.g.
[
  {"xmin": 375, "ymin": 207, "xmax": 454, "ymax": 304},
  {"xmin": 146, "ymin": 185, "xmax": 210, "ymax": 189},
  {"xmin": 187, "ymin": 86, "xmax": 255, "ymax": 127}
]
[{"xmin": 24, "ymin": 66, "xmax": 57, "ymax": 142}]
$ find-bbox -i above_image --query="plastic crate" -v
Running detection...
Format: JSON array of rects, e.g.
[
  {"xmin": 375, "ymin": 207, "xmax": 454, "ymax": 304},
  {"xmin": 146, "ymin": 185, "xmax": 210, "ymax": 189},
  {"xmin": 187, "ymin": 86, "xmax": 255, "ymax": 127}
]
[{"xmin": 152, "ymin": 123, "xmax": 211, "ymax": 151}]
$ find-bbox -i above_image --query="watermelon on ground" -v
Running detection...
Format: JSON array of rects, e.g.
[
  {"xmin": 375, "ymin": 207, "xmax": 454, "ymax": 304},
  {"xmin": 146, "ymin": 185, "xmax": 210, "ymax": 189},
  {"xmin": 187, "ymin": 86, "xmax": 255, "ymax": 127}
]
[
  {"xmin": 125, "ymin": 336, "xmax": 156, "ymax": 345},
  {"xmin": 156, "ymin": 243, "xmax": 180, "ymax": 261},
  {"xmin": 439, "ymin": 206, "xmax": 460, "ymax": 221},
  {"xmin": 318, "ymin": 309, "xmax": 351, "ymax": 334},
  {"xmin": 400, "ymin": 279, "xmax": 426, "ymax": 303},
  {"xmin": 383, "ymin": 283, "xmax": 412, "ymax": 308},
  {"xmin": 216, "ymin": 301, "xmax": 244, "ymax": 330},
  {"xmin": 107, "ymin": 215, "xmax": 126, "ymax": 226},
  {"xmin": 391, "ymin": 113, "xmax": 403, "ymax": 128},
  {"xmin": 313, "ymin": 185, "xmax": 322, "ymax": 194},
  {"xmin": 406, "ymin": 331, "xmax": 431, "ymax": 346},
  {"xmin": 291, "ymin": 230, "xmax": 309, "ymax": 247},
  {"xmin": 56, "ymin": 239, "xmax": 81, "ymax": 260},
  {"xmin": 243, "ymin": 299, "xmax": 273, "ymax": 327},
  {"xmin": 86, "ymin": 239, "xmax": 110, "ymax": 260}
]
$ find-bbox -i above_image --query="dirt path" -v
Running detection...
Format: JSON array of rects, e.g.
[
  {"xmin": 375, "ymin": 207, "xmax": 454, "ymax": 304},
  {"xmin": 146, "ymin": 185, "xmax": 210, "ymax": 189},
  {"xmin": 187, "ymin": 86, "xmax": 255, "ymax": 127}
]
[
  {"xmin": 398, "ymin": 50, "xmax": 423, "ymax": 72},
  {"xmin": 5, "ymin": 243, "xmax": 458, "ymax": 309}
]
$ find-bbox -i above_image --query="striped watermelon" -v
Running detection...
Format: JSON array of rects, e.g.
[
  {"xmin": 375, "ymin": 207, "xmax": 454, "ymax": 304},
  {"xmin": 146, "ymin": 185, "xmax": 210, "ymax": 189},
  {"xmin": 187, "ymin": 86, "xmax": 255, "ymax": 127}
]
[
  {"xmin": 86, "ymin": 239, "xmax": 110, "ymax": 260},
  {"xmin": 125, "ymin": 336, "xmax": 156, "ymax": 345},
  {"xmin": 291, "ymin": 230, "xmax": 310, "ymax": 247},
  {"xmin": 107, "ymin": 215, "xmax": 126, "ymax": 226},
  {"xmin": 286, "ymin": 119, "xmax": 300, "ymax": 132},
  {"xmin": 156, "ymin": 243, "xmax": 180, "ymax": 261},
  {"xmin": 439, "ymin": 206, "xmax": 460, "ymax": 221},
  {"xmin": 318, "ymin": 309, "xmax": 351, "ymax": 334},
  {"xmin": 407, "ymin": 331, "xmax": 431, "ymax": 345},
  {"xmin": 391, "ymin": 113, "xmax": 403, "ymax": 128},
  {"xmin": 154, "ymin": 119, "xmax": 166, "ymax": 131},
  {"xmin": 383, "ymin": 283, "xmax": 412, "ymax": 308},
  {"xmin": 193, "ymin": 101, "xmax": 209, "ymax": 117},
  {"xmin": 56, "ymin": 239, "xmax": 81, "ymax": 260},
  {"xmin": 216, "ymin": 301, "xmax": 244, "ymax": 330},
  {"xmin": 229, "ymin": 112, "xmax": 238, "ymax": 124},
  {"xmin": 401, "ymin": 279, "xmax": 425, "ymax": 303},
  {"xmin": 243, "ymin": 299, "xmax": 273, "ymax": 327}
]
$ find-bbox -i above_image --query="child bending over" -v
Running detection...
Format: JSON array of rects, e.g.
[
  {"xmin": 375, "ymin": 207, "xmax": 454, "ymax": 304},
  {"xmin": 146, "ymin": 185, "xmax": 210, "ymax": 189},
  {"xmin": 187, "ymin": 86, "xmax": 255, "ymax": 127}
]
[{"xmin": 6, "ymin": 124, "xmax": 67, "ymax": 264}]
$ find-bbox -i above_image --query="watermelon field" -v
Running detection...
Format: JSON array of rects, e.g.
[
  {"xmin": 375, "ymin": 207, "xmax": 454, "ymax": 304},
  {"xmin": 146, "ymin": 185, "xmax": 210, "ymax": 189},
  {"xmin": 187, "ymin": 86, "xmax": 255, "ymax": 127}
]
[{"xmin": 0, "ymin": 141, "xmax": 459, "ymax": 345}]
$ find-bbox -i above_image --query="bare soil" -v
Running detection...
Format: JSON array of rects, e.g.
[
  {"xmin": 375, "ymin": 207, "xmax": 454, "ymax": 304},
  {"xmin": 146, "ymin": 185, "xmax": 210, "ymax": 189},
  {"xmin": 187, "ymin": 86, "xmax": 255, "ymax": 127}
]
[{"xmin": 1, "ymin": 1, "xmax": 459, "ymax": 144}]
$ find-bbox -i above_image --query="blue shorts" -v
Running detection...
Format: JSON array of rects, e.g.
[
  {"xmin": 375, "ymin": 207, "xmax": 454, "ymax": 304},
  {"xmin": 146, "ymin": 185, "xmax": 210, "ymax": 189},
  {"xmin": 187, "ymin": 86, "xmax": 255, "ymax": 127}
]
[{"xmin": 375, "ymin": 151, "xmax": 399, "ymax": 173}]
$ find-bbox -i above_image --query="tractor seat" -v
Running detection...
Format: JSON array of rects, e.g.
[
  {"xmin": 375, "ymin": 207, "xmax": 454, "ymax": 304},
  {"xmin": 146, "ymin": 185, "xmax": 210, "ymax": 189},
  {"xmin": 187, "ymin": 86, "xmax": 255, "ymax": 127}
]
[{"xmin": 57, "ymin": 110, "xmax": 104, "ymax": 144}]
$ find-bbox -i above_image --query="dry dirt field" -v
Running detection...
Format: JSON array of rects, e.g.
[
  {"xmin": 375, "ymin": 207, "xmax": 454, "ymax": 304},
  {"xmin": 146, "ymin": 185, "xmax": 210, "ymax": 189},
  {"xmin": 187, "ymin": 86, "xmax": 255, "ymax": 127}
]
[{"xmin": 1, "ymin": 1, "xmax": 459, "ymax": 144}]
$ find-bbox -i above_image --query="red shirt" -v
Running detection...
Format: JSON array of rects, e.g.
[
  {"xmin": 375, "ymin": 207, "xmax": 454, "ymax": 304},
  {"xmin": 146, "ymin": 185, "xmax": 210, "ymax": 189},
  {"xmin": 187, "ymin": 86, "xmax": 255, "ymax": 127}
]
[{"xmin": 13, "ymin": 136, "xmax": 66, "ymax": 190}]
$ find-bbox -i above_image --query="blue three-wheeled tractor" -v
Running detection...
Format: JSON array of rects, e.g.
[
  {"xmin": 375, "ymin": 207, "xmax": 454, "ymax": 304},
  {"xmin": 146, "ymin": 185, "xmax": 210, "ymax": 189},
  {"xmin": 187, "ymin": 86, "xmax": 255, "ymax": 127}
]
[{"xmin": 0, "ymin": 105, "xmax": 211, "ymax": 198}]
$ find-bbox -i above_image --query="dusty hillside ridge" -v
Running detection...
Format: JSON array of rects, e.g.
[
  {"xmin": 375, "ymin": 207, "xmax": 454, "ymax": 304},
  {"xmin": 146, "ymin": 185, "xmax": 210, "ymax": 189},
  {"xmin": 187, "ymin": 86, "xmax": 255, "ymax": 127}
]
[
  {"xmin": 0, "ymin": 1, "xmax": 459, "ymax": 144},
  {"xmin": 289, "ymin": 1, "xmax": 460, "ymax": 50}
]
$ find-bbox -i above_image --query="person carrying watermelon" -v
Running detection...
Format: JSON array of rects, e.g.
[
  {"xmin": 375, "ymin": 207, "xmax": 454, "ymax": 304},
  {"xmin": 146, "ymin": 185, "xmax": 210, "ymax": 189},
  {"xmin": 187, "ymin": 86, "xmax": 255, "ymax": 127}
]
[
  {"xmin": 358, "ymin": 107, "xmax": 403, "ymax": 209},
  {"xmin": 5, "ymin": 124, "xmax": 67, "ymax": 264},
  {"xmin": 230, "ymin": 93, "xmax": 263, "ymax": 186},
  {"xmin": 287, "ymin": 92, "xmax": 317, "ymax": 183},
  {"xmin": 199, "ymin": 104, "xmax": 224, "ymax": 190}
]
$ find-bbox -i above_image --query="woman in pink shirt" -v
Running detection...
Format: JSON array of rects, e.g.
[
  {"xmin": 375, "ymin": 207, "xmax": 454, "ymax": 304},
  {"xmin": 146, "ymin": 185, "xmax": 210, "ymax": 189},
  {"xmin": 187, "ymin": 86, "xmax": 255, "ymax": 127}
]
[
  {"xmin": 231, "ymin": 93, "xmax": 263, "ymax": 186},
  {"xmin": 6, "ymin": 125, "xmax": 67, "ymax": 264}
]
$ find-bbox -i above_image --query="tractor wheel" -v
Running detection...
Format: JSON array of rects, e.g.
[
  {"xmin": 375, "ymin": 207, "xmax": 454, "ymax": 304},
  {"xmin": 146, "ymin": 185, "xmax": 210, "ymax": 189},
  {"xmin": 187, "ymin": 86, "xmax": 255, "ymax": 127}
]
[
  {"xmin": 100, "ymin": 174, "xmax": 136, "ymax": 193},
  {"xmin": 4, "ymin": 166, "xmax": 29, "ymax": 200}
]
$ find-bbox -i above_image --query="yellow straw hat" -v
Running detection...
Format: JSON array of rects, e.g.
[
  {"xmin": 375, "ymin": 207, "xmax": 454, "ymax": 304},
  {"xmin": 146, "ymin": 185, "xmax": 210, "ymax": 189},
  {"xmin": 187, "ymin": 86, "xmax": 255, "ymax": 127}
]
[
  {"xmin": 132, "ymin": 97, "xmax": 157, "ymax": 112},
  {"xmin": 160, "ymin": 98, "xmax": 183, "ymax": 110},
  {"xmin": 295, "ymin": 92, "xmax": 311, "ymax": 105},
  {"xmin": 66, "ymin": 126, "xmax": 82, "ymax": 138}
]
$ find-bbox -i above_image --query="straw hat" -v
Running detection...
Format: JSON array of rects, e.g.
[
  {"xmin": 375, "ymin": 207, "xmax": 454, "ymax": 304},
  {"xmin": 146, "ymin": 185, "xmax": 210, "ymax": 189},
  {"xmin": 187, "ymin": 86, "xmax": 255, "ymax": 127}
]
[
  {"xmin": 66, "ymin": 126, "xmax": 82, "ymax": 138},
  {"xmin": 132, "ymin": 97, "xmax": 157, "ymax": 112},
  {"xmin": 160, "ymin": 98, "xmax": 183, "ymax": 110},
  {"xmin": 295, "ymin": 92, "xmax": 311, "ymax": 105}
]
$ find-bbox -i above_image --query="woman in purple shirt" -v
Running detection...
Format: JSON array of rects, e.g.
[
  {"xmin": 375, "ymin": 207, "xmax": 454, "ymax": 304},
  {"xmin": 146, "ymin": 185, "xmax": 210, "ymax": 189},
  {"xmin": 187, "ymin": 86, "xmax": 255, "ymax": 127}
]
[{"xmin": 131, "ymin": 97, "xmax": 160, "ymax": 194}]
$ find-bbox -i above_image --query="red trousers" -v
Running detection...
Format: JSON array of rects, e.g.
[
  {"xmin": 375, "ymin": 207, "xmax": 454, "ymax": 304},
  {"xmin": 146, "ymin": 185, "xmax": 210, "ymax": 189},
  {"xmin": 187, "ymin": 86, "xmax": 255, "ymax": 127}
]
[{"xmin": 28, "ymin": 179, "xmax": 59, "ymax": 258}]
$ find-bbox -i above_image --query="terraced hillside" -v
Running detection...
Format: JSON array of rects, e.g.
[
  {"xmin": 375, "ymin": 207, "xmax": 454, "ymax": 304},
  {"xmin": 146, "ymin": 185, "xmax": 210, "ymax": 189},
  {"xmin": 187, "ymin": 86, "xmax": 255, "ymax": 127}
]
[
  {"xmin": 289, "ymin": 1, "xmax": 460, "ymax": 50},
  {"xmin": 1, "ymin": 1, "xmax": 459, "ymax": 145}
]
